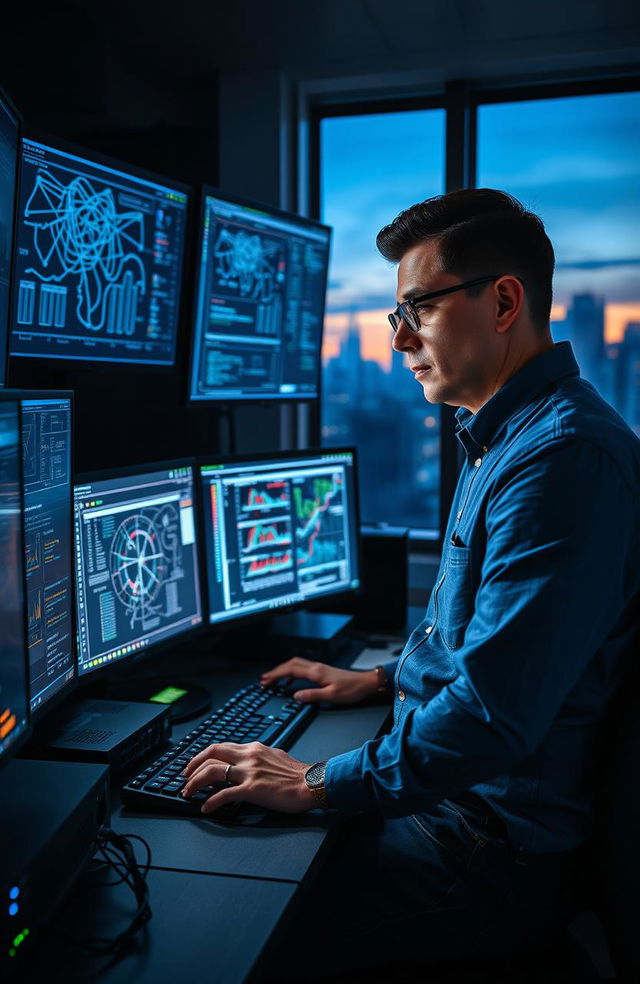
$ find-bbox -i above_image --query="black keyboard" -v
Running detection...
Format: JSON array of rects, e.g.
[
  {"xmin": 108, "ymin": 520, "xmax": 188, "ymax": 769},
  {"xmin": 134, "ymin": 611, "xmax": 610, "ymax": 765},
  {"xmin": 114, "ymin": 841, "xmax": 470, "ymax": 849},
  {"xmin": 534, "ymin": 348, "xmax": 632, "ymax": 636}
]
[{"xmin": 121, "ymin": 683, "xmax": 316, "ymax": 818}]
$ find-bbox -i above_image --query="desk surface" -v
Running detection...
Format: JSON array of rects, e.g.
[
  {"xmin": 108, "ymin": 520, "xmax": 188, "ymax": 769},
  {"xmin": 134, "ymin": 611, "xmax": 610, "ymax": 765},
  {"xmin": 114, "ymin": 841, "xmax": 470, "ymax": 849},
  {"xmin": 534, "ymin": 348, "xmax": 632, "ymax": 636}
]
[
  {"xmin": 29, "ymin": 867, "xmax": 297, "ymax": 984},
  {"xmin": 22, "ymin": 637, "xmax": 400, "ymax": 984},
  {"xmin": 113, "ymin": 702, "xmax": 389, "ymax": 883}
]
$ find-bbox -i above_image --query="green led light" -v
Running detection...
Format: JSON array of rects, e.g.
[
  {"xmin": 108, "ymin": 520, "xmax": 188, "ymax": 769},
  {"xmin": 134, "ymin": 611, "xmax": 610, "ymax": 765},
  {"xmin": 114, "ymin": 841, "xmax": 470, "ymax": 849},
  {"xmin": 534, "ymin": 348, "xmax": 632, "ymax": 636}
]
[
  {"xmin": 13, "ymin": 934, "xmax": 22, "ymax": 947},
  {"xmin": 9, "ymin": 948, "xmax": 16, "ymax": 957},
  {"xmin": 150, "ymin": 686, "xmax": 187, "ymax": 704},
  {"xmin": 23, "ymin": 929, "xmax": 29, "ymax": 937}
]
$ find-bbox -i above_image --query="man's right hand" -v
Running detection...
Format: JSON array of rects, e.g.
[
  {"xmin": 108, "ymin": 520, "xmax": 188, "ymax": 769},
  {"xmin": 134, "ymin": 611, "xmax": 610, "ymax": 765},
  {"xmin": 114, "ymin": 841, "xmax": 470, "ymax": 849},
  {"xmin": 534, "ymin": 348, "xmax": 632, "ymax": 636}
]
[{"xmin": 260, "ymin": 657, "xmax": 382, "ymax": 706}]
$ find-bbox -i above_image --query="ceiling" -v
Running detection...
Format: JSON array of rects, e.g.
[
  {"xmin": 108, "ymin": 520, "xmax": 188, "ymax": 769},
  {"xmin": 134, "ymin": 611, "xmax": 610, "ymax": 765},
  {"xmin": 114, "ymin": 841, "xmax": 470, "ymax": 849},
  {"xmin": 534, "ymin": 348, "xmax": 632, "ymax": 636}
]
[
  {"xmin": 3, "ymin": 0, "xmax": 639, "ymax": 132},
  {"xmin": 85, "ymin": 0, "xmax": 640, "ymax": 80}
]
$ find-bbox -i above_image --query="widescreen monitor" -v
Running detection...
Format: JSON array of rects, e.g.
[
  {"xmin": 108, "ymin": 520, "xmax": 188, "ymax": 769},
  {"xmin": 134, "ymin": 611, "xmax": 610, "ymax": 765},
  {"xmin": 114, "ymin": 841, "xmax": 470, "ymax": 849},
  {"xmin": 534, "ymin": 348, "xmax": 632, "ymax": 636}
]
[
  {"xmin": 199, "ymin": 449, "xmax": 360, "ymax": 624},
  {"xmin": 19, "ymin": 392, "xmax": 75, "ymax": 714},
  {"xmin": 11, "ymin": 137, "xmax": 189, "ymax": 366},
  {"xmin": 0, "ymin": 398, "xmax": 30, "ymax": 762},
  {"xmin": 0, "ymin": 88, "xmax": 20, "ymax": 386},
  {"xmin": 188, "ymin": 188, "xmax": 331, "ymax": 402},
  {"xmin": 74, "ymin": 462, "xmax": 203, "ymax": 675}
]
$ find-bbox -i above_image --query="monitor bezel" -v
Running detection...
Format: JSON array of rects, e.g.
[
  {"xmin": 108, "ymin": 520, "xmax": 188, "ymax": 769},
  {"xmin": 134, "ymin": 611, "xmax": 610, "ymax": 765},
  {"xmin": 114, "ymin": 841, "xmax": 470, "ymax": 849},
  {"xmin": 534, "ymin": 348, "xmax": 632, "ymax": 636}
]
[
  {"xmin": 196, "ymin": 444, "xmax": 362, "ymax": 630},
  {"xmin": 72, "ymin": 456, "xmax": 207, "ymax": 684},
  {"xmin": 3, "ymin": 389, "xmax": 77, "ymax": 722},
  {"xmin": 0, "ymin": 393, "xmax": 32, "ymax": 764},
  {"xmin": 9, "ymin": 130, "xmax": 193, "ymax": 372},
  {"xmin": 0, "ymin": 86, "xmax": 22, "ymax": 389},
  {"xmin": 186, "ymin": 184, "xmax": 332, "ymax": 406}
]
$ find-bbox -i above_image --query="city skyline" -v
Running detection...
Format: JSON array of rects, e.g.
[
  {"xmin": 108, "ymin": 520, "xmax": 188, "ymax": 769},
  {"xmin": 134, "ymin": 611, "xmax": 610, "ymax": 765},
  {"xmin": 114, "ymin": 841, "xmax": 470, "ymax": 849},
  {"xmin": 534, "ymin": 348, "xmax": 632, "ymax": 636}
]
[
  {"xmin": 320, "ymin": 90, "xmax": 640, "ymax": 527},
  {"xmin": 322, "ymin": 300, "xmax": 640, "ymax": 373}
]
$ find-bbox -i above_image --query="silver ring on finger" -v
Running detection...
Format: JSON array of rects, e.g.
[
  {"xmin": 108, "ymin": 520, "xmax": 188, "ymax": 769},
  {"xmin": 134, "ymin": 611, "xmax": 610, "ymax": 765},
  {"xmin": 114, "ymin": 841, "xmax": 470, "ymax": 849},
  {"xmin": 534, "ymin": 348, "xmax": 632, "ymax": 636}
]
[{"xmin": 224, "ymin": 763, "xmax": 233, "ymax": 784}]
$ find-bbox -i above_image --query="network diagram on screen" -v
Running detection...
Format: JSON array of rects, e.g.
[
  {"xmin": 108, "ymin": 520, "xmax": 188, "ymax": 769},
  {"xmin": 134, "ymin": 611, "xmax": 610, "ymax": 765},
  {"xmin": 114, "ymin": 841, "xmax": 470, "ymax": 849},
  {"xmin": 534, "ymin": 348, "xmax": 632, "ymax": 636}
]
[
  {"xmin": 74, "ymin": 467, "xmax": 202, "ymax": 673},
  {"xmin": 189, "ymin": 194, "xmax": 331, "ymax": 401},
  {"xmin": 11, "ymin": 140, "xmax": 188, "ymax": 364},
  {"xmin": 201, "ymin": 453, "xmax": 359, "ymax": 623}
]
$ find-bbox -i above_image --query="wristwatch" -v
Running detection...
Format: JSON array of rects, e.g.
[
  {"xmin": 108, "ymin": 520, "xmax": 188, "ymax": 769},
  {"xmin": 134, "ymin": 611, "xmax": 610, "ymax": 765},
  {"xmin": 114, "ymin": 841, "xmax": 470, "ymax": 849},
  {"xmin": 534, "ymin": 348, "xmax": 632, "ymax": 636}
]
[
  {"xmin": 304, "ymin": 761, "xmax": 328, "ymax": 808},
  {"xmin": 374, "ymin": 665, "xmax": 389, "ymax": 693}
]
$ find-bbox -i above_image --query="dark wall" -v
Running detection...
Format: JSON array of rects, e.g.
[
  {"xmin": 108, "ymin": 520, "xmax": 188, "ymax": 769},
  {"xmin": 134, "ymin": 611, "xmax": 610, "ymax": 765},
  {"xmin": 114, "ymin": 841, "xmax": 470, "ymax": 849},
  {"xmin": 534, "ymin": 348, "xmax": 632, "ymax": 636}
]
[{"xmin": 1, "ymin": 6, "xmax": 281, "ymax": 473}]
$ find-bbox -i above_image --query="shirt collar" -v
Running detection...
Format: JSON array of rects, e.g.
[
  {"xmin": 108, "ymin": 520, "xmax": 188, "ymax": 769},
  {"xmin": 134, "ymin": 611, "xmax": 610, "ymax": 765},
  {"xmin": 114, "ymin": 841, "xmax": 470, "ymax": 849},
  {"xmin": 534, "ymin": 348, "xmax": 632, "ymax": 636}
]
[{"xmin": 454, "ymin": 342, "xmax": 580, "ymax": 457}]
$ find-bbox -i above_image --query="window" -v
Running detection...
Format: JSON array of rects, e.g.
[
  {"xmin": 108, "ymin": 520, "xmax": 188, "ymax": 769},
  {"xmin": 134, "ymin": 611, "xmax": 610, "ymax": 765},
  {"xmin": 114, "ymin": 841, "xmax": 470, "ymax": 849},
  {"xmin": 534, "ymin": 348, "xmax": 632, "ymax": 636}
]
[
  {"xmin": 477, "ymin": 90, "xmax": 640, "ymax": 436},
  {"xmin": 320, "ymin": 109, "xmax": 445, "ymax": 534}
]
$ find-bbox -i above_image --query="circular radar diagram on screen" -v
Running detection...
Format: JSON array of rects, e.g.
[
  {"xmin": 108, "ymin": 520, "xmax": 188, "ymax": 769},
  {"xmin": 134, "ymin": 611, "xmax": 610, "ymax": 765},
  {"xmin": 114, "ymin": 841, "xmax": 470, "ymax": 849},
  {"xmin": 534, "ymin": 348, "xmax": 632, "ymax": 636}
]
[
  {"xmin": 213, "ymin": 228, "xmax": 279, "ymax": 300},
  {"xmin": 110, "ymin": 513, "xmax": 168, "ymax": 628},
  {"xmin": 24, "ymin": 170, "xmax": 146, "ymax": 333}
]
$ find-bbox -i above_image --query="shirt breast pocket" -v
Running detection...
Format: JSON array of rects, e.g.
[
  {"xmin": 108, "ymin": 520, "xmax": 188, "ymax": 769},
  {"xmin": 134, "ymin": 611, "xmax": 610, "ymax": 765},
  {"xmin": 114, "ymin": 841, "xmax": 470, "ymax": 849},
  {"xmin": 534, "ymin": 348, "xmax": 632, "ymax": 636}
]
[{"xmin": 437, "ymin": 546, "xmax": 473, "ymax": 651}]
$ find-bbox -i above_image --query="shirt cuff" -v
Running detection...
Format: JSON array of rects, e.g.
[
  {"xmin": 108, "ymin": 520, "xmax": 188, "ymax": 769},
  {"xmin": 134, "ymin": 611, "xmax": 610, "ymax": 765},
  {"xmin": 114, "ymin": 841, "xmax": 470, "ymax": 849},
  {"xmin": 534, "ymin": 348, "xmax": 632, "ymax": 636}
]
[
  {"xmin": 381, "ymin": 660, "xmax": 398, "ymax": 690},
  {"xmin": 324, "ymin": 747, "xmax": 368, "ymax": 815}
]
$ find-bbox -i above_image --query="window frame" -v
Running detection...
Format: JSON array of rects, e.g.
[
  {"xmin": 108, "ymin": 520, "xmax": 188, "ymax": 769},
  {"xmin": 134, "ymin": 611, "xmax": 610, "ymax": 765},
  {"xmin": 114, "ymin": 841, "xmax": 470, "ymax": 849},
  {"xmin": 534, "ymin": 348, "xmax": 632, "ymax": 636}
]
[{"xmin": 306, "ymin": 71, "xmax": 640, "ymax": 551}]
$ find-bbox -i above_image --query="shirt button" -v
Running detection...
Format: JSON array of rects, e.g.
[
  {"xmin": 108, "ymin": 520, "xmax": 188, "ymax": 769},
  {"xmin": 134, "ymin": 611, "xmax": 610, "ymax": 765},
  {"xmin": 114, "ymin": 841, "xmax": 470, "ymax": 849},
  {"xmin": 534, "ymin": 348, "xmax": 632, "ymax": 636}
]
[
  {"xmin": 425, "ymin": 625, "xmax": 433, "ymax": 635},
  {"xmin": 474, "ymin": 457, "xmax": 482, "ymax": 467},
  {"xmin": 398, "ymin": 691, "xmax": 406, "ymax": 701}
]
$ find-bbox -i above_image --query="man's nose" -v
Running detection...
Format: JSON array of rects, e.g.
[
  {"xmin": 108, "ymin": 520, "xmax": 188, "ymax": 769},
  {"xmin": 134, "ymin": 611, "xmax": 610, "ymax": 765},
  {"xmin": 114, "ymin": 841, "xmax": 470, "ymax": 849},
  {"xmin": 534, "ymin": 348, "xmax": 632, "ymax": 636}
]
[{"xmin": 391, "ymin": 317, "xmax": 418, "ymax": 353}]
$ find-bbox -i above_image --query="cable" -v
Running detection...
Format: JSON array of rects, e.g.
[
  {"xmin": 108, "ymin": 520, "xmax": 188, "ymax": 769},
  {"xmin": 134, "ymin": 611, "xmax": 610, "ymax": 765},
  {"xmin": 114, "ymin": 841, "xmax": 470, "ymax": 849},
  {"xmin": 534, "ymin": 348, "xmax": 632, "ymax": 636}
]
[{"xmin": 45, "ymin": 826, "xmax": 152, "ymax": 958}]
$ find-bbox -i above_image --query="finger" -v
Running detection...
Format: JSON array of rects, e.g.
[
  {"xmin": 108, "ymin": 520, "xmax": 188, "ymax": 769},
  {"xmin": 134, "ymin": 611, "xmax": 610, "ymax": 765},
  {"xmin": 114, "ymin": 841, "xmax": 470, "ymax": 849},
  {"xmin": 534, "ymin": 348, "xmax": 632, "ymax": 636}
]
[
  {"xmin": 200, "ymin": 783, "xmax": 246, "ymax": 816},
  {"xmin": 260, "ymin": 657, "xmax": 315, "ymax": 684},
  {"xmin": 182, "ymin": 760, "xmax": 230, "ymax": 797},
  {"xmin": 293, "ymin": 686, "xmax": 331, "ymax": 704},
  {"xmin": 183, "ymin": 757, "xmax": 227, "ymax": 790},
  {"xmin": 182, "ymin": 741, "xmax": 244, "ymax": 778}
]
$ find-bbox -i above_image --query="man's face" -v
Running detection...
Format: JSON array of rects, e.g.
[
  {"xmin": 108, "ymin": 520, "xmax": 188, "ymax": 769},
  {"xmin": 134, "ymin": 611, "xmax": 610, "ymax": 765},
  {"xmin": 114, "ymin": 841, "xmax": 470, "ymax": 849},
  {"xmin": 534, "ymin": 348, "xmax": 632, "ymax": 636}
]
[{"xmin": 392, "ymin": 239, "xmax": 504, "ymax": 412}]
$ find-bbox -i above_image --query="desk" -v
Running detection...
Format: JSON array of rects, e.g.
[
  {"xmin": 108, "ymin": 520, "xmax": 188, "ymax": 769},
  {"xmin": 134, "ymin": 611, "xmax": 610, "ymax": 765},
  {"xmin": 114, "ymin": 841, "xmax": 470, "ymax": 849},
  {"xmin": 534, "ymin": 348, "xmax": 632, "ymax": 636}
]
[
  {"xmin": 29, "ymin": 868, "xmax": 297, "ymax": 984},
  {"xmin": 24, "ymin": 653, "xmax": 393, "ymax": 984}
]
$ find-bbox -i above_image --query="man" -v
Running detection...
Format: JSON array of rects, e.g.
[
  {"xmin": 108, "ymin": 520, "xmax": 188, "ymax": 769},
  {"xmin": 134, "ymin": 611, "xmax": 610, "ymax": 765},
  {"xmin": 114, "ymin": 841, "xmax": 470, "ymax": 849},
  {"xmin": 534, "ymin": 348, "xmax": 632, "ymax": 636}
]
[{"xmin": 182, "ymin": 190, "xmax": 640, "ymax": 975}]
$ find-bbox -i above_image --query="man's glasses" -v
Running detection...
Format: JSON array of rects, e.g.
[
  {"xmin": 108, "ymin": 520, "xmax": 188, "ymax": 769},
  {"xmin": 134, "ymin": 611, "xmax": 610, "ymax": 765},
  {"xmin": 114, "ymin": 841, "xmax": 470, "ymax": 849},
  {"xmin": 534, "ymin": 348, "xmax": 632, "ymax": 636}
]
[{"xmin": 388, "ymin": 275, "xmax": 505, "ymax": 334}]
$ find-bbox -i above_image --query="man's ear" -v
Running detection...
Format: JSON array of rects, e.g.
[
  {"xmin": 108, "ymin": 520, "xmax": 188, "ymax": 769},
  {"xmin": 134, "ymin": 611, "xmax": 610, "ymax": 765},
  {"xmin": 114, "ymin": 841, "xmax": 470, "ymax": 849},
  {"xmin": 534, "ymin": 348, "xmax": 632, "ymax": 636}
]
[{"xmin": 495, "ymin": 276, "xmax": 524, "ymax": 334}]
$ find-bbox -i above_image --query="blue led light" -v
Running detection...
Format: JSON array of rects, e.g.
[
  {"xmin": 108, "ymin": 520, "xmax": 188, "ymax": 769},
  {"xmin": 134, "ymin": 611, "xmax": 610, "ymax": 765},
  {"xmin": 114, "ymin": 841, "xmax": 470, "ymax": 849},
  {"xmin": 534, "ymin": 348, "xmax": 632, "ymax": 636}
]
[
  {"xmin": 9, "ymin": 887, "xmax": 19, "ymax": 900},
  {"xmin": 8, "ymin": 903, "xmax": 18, "ymax": 917}
]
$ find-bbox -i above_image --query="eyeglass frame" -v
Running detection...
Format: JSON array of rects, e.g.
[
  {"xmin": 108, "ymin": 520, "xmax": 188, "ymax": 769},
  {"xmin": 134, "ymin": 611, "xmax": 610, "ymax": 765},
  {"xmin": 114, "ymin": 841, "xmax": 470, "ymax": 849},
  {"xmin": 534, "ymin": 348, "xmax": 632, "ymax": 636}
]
[{"xmin": 388, "ymin": 274, "xmax": 520, "ymax": 333}]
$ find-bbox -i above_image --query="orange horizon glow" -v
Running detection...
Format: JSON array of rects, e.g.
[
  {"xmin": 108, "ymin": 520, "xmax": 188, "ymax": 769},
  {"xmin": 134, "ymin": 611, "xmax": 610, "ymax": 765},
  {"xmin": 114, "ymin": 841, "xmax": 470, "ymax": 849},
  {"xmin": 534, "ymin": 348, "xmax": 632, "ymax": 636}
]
[{"xmin": 324, "ymin": 302, "xmax": 640, "ymax": 369}]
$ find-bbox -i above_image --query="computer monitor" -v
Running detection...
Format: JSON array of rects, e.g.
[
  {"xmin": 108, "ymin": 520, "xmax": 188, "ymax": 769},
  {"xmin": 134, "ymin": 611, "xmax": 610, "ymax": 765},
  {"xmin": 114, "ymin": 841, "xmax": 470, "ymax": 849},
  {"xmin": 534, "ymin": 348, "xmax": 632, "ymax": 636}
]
[
  {"xmin": 11, "ymin": 136, "xmax": 189, "ymax": 366},
  {"xmin": 0, "ymin": 398, "xmax": 30, "ymax": 762},
  {"xmin": 73, "ymin": 462, "xmax": 203, "ymax": 675},
  {"xmin": 199, "ymin": 449, "xmax": 360, "ymax": 624},
  {"xmin": 188, "ymin": 188, "xmax": 331, "ymax": 402},
  {"xmin": 19, "ymin": 392, "xmax": 75, "ymax": 715},
  {"xmin": 0, "ymin": 88, "xmax": 20, "ymax": 386}
]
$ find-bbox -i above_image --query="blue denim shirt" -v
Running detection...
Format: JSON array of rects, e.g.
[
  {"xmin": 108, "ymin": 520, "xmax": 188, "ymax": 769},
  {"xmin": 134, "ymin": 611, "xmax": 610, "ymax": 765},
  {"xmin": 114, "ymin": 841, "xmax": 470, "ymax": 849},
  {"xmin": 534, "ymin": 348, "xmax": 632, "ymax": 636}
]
[{"xmin": 325, "ymin": 342, "xmax": 640, "ymax": 853}]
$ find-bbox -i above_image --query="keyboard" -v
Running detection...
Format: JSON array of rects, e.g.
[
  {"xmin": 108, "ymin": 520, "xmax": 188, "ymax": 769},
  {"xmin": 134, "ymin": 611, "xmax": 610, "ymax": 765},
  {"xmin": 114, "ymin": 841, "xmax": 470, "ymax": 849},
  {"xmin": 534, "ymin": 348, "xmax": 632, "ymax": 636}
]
[{"xmin": 121, "ymin": 683, "xmax": 316, "ymax": 818}]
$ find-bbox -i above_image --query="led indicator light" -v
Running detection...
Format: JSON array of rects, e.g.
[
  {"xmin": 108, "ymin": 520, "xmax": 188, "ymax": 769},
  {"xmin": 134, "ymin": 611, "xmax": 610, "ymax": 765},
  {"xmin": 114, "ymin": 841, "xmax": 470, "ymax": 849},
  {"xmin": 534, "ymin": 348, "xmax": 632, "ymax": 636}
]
[
  {"xmin": 9, "ymin": 886, "xmax": 19, "ymax": 900},
  {"xmin": 8, "ymin": 903, "xmax": 18, "ymax": 916},
  {"xmin": 9, "ymin": 948, "xmax": 15, "ymax": 957}
]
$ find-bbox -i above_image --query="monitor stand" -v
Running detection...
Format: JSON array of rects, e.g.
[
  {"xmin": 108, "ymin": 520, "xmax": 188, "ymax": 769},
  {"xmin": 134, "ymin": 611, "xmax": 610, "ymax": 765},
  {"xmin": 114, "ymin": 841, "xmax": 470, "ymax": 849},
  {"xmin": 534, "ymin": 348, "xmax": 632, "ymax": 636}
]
[
  {"xmin": 106, "ymin": 677, "xmax": 212, "ymax": 724},
  {"xmin": 268, "ymin": 611, "xmax": 353, "ymax": 662}
]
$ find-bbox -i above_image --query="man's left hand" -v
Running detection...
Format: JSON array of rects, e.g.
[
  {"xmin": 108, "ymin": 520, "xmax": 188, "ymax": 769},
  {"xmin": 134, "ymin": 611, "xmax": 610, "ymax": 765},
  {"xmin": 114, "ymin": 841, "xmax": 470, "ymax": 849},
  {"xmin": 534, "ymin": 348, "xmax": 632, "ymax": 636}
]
[{"xmin": 180, "ymin": 741, "xmax": 317, "ymax": 815}]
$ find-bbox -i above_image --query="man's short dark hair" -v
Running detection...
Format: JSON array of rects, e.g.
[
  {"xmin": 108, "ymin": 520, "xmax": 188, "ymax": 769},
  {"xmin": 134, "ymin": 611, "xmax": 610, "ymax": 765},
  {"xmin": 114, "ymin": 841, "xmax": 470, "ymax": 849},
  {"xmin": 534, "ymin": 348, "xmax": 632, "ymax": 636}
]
[{"xmin": 376, "ymin": 189, "xmax": 555, "ymax": 330}]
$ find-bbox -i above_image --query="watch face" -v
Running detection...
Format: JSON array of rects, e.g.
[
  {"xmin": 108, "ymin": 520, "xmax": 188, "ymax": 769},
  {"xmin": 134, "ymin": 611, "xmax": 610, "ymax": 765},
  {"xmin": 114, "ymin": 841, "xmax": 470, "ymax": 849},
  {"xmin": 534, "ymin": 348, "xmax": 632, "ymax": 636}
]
[{"xmin": 306, "ymin": 762, "xmax": 326, "ymax": 787}]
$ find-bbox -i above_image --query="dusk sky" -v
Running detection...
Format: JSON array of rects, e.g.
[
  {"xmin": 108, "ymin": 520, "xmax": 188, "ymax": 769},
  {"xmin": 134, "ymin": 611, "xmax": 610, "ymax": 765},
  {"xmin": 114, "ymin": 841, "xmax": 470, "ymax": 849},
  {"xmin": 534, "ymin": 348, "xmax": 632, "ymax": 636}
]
[{"xmin": 321, "ymin": 90, "xmax": 640, "ymax": 366}]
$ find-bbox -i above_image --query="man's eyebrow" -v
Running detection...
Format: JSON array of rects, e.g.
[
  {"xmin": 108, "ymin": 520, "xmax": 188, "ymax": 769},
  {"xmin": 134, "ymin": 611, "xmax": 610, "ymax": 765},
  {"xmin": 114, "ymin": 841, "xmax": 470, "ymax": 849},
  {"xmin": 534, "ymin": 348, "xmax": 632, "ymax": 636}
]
[{"xmin": 399, "ymin": 285, "xmax": 437, "ymax": 302}]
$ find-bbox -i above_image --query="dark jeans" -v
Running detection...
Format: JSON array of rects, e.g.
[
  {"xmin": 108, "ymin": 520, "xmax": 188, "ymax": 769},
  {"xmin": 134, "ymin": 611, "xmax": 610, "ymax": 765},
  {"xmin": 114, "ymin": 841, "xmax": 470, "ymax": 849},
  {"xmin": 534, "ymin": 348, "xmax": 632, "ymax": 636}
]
[{"xmin": 265, "ymin": 795, "xmax": 580, "ymax": 982}]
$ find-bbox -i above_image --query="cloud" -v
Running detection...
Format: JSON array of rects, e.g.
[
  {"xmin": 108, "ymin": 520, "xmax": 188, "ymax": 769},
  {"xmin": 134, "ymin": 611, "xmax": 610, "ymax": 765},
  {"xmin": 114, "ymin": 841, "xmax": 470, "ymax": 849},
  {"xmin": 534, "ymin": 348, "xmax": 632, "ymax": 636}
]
[{"xmin": 555, "ymin": 257, "xmax": 640, "ymax": 271}]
